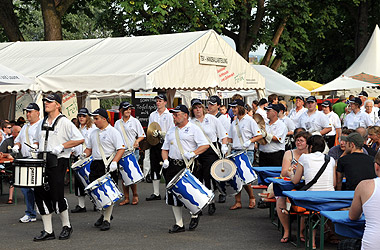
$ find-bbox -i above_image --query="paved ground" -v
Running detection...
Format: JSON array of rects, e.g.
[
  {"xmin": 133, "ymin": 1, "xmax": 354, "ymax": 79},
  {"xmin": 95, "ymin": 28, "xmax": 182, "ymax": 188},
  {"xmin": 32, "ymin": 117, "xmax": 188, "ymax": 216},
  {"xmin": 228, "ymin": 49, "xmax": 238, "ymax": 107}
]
[{"xmin": 0, "ymin": 180, "xmax": 338, "ymax": 250}]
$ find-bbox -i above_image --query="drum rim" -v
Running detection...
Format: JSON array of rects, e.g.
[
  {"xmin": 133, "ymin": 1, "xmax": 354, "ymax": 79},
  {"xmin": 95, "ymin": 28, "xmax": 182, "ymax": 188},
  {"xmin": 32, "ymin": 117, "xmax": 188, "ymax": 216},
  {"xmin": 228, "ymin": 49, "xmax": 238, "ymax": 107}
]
[
  {"xmin": 14, "ymin": 158, "xmax": 45, "ymax": 163},
  {"xmin": 166, "ymin": 168, "xmax": 188, "ymax": 190},
  {"xmin": 210, "ymin": 159, "xmax": 237, "ymax": 181},
  {"xmin": 71, "ymin": 156, "xmax": 93, "ymax": 169},
  {"xmin": 85, "ymin": 173, "xmax": 111, "ymax": 190},
  {"xmin": 226, "ymin": 150, "xmax": 245, "ymax": 159}
]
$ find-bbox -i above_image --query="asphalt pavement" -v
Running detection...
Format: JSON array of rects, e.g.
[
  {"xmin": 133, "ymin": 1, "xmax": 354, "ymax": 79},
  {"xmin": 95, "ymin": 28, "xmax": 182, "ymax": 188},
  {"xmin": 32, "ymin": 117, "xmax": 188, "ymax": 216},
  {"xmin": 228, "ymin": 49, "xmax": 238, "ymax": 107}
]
[{"xmin": 0, "ymin": 180, "xmax": 338, "ymax": 250}]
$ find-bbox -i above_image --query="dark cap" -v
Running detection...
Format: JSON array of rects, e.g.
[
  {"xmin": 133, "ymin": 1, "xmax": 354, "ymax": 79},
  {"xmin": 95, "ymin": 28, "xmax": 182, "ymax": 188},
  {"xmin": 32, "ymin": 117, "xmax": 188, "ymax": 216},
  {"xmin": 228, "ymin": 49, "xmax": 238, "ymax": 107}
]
[
  {"xmin": 24, "ymin": 103, "xmax": 40, "ymax": 112},
  {"xmin": 78, "ymin": 107, "xmax": 89, "ymax": 115},
  {"xmin": 264, "ymin": 104, "xmax": 281, "ymax": 113},
  {"xmin": 191, "ymin": 98, "xmax": 202, "ymax": 106},
  {"xmin": 349, "ymin": 97, "xmax": 362, "ymax": 106},
  {"xmin": 341, "ymin": 132, "xmax": 364, "ymax": 147},
  {"xmin": 208, "ymin": 95, "xmax": 221, "ymax": 105},
  {"xmin": 154, "ymin": 94, "xmax": 167, "ymax": 101},
  {"xmin": 43, "ymin": 93, "xmax": 62, "ymax": 104},
  {"xmin": 258, "ymin": 98, "xmax": 268, "ymax": 106},
  {"xmin": 169, "ymin": 105, "xmax": 189, "ymax": 115},
  {"xmin": 296, "ymin": 96, "xmax": 305, "ymax": 102},
  {"xmin": 358, "ymin": 91, "xmax": 368, "ymax": 97},
  {"xmin": 91, "ymin": 108, "xmax": 109, "ymax": 119},
  {"xmin": 321, "ymin": 100, "xmax": 332, "ymax": 107},
  {"xmin": 278, "ymin": 103, "xmax": 286, "ymax": 111},
  {"xmin": 119, "ymin": 101, "xmax": 133, "ymax": 110},
  {"xmin": 306, "ymin": 96, "xmax": 317, "ymax": 103},
  {"xmin": 229, "ymin": 99, "xmax": 245, "ymax": 107}
]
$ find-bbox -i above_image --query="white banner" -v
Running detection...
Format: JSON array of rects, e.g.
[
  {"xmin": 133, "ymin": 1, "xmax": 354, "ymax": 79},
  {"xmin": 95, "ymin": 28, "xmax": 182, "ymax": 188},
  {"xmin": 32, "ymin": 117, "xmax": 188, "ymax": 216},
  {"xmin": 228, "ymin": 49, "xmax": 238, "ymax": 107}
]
[{"xmin": 62, "ymin": 93, "xmax": 78, "ymax": 120}]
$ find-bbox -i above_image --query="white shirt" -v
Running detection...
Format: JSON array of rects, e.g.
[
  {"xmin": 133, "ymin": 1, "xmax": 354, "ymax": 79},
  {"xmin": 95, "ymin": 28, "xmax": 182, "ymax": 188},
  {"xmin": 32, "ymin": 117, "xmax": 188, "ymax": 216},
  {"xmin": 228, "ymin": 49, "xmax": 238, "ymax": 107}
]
[
  {"xmin": 14, "ymin": 120, "xmax": 41, "ymax": 157},
  {"xmin": 72, "ymin": 124, "xmax": 97, "ymax": 156},
  {"xmin": 288, "ymin": 107, "xmax": 307, "ymax": 125},
  {"xmin": 148, "ymin": 108, "xmax": 174, "ymax": 133},
  {"xmin": 259, "ymin": 119, "xmax": 288, "ymax": 153},
  {"xmin": 217, "ymin": 113, "xmax": 231, "ymax": 133},
  {"xmin": 114, "ymin": 116, "xmax": 145, "ymax": 150},
  {"xmin": 298, "ymin": 152, "xmax": 335, "ymax": 191},
  {"xmin": 87, "ymin": 124, "xmax": 125, "ymax": 160},
  {"xmin": 33, "ymin": 115, "xmax": 84, "ymax": 159},
  {"xmin": 297, "ymin": 110, "xmax": 331, "ymax": 133},
  {"xmin": 279, "ymin": 116, "xmax": 295, "ymax": 133},
  {"xmin": 255, "ymin": 107, "xmax": 269, "ymax": 123},
  {"xmin": 190, "ymin": 114, "xmax": 228, "ymax": 143},
  {"xmin": 343, "ymin": 110, "xmax": 374, "ymax": 129},
  {"xmin": 228, "ymin": 114, "xmax": 262, "ymax": 150},
  {"xmin": 325, "ymin": 112, "xmax": 341, "ymax": 136},
  {"xmin": 365, "ymin": 110, "xmax": 379, "ymax": 124},
  {"xmin": 162, "ymin": 122, "xmax": 209, "ymax": 160}
]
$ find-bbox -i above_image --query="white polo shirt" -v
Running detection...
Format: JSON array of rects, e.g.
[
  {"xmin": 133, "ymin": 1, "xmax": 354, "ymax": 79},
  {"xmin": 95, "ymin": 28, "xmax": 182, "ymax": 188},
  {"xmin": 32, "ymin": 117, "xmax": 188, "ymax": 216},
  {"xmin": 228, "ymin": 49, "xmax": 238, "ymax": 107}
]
[
  {"xmin": 288, "ymin": 107, "xmax": 307, "ymax": 125},
  {"xmin": 343, "ymin": 110, "xmax": 374, "ymax": 129},
  {"xmin": 255, "ymin": 107, "xmax": 269, "ymax": 123},
  {"xmin": 33, "ymin": 115, "xmax": 84, "ymax": 159},
  {"xmin": 259, "ymin": 119, "xmax": 288, "ymax": 153},
  {"xmin": 148, "ymin": 108, "xmax": 174, "ymax": 133},
  {"xmin": 217, "ymin": 113, "xmax": 231, "ymax": 133},
  {"xmin": 279, "ymin": 116, "xmax": 295, "ymax": 133},
  {"xmin": 228, "ymin": 114, "xmax": 262, "ymax": 150},
  {"xmin": 365, "ymin": 110, "xmax": 379, "ymax": 124},
  {"xmin": 72, "ymin": 124, "xmax": 97, "ymax": 156},
  {"xmin": 325, "ymin": 112, "xmax": 341, "ymax": 136},
  {"xmin": 190, "ymin": 114, "xmax": 228, "ymax": 143},
  {"xmin": 115, "ymin": 116, "xmax": 145, "ymax": 150},
  {"xmin": 15, "ymin": 120, "xmax": 41, "ymax": 157},
  {"xmin": 87, "ymin": 124, "xmax": 125, "ymax": 160},
  {"xmin": 162, "ymin": 122, "xmax": 209, "ymax": 160},
  {"xmin": 297, "ymin": 110, "xmax": 331, "ymax": 133}
]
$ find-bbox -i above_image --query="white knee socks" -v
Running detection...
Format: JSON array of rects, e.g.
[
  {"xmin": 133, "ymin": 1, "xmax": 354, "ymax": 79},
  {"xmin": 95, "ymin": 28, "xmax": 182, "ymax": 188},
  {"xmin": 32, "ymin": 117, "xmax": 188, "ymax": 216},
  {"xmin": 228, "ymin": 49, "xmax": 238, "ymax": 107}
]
[
  {"xmin": 59, "ymin": 209, "xmax": 71, "ymax": 227},
  {"xmin": 104, "ymin": 205, "xmax": 113, "ymax": 222},
  {"xmin": 172, "ymin": 206, "xmax": 183, "ymax": 227},
  {"xmin": 153, "ymin": 180, "xmax": 160, "ymax": 196},
  {"xmin": 41, "ymin": 214, "xmax": 53, "ymax": 233},
  {"xmin": 78, "ymin": 196, "xmax": 85, "ymax": 208}
]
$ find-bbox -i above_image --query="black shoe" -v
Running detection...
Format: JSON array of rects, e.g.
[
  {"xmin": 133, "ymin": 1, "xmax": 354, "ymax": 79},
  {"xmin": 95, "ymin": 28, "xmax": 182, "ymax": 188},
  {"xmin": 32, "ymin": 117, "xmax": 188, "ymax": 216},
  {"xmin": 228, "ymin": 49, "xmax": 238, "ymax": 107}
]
[
  {"xmin": 146, "ymin": 194, "xmax": 161, "ymax": 201},
  {"xmin": 100, "ymin": 221, "xmax": 110, "ymax": 231},
  {"xmin": 208, "ymin": 203, "xmax": 216, "ymax": 215},
  {"xmin": 168, "ymin": 224, "xmax": 185, "ymax": 234},
  {"xmin": 94, "ymin": 215, "xmax": 113, "ymax": 227},
  {"xmin": 189, "ymin": 216, "xmax": 200, "ymax": 231},
  {"xmin": 218, "ymin": 194, "xmax": 226, "ymax": 203},
  {"xmin": 58, "ymin": 226, "xmax": 73, "ymax": 240},
  {"xmin": 33, "ymin": 231, "xmax": 55, "ymax": 241},
  {"xmin": 93, "ymin": 205, "xmax": 97, "ymax": 212},
  {"xmin": 71, "ymin": 205, "xmax": 86, "ymax": 213}
]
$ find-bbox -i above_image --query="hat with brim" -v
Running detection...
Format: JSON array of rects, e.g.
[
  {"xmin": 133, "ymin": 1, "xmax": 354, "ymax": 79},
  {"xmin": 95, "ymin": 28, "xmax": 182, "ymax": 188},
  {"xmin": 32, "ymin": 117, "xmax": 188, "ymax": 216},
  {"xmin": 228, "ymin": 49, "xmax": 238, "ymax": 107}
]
[
  {"xmin": 208, "ymin": 95, "xmax": 221, "ymax": 105},
  {"xmin": 191, "ymin": 98, "xmax": 202, "ymax": 106},
  {"xmin": 321, "ymin": 100, "xmax": 332, "ymax": 107},
  {"xmin": 42, "ymin": 93, "xmax": 62, "ymax": 104},
  {"xmin": 78, "ymin": 107, "xmax": 89, "ymax": 115},
  {"xmin": 169, "ymin": 105, "xmax": 189, "ymax": 115},
  {"xmin": 341, "ymin": 132, "xmax": 364, "ymax": 147},
  {"xmin": 119, "ymin": 101, "xmax": 133, "ymax": 110},
  {"xmin": 306, "ymin": 96, "xmax": 317, "ymax": 103},
  {"xmin": 24, "ymin": 103, "xmax": 40, "ymax": 111},
  {"xmin": 264, "ymin": 104, "xmax": 280, "ymax": 113},
  {"xmin": 229, "ymin": 99, "xmax": 245, "ymax": 107},
  {"xmin": 349, "ymin": 97, "xmax": 362, "ymax": 106},
  {"xmin": 91, "ymin": 108, "xmax": 109, "ymax": 119},
  {"xmin": 154, "ymin": 94, "xmax": 167, "ymax": 101}
]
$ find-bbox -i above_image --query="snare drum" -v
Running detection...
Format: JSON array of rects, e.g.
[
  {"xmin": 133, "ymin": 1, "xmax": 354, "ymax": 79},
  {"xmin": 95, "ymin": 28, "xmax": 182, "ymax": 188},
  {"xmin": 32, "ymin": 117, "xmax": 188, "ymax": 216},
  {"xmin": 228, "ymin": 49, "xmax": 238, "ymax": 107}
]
[
  {"xmin": 71, "ymin": 156, "xmax": 92, "ymax": 187},
  {"xmin": 227, "ymin": 151, "xmax": 257, "ymax": 185},
  {"xmin": 218, "ymin": 175, "xmax": 243, "ymax": 196},
  {"xmin": 210, "ymin": 159, "xmax": 236, "ymax": 182},
  {"xmin": 166, "ymin": 168, "xmax": 214, "ymax": 215},
  {"xmin": 13, "ymin": 158, "xmax": 45, "ymax": 187},
  {"xmin": 119, "ymin": 152, "xmax": 143, "ymax": 186},
  {"xmin": 85, "ymin": 174, "xmax": 123, "ymax": 210}
]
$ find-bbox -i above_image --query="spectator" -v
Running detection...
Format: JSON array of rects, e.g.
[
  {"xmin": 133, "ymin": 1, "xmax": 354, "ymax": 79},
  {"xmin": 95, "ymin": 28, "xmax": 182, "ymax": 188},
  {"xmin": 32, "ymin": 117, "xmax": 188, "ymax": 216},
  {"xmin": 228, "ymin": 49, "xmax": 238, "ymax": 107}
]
[
  {"xmin": 357, "ymin": 127, "xmax": 377, "ymax": 157},
  {"xmin": 278, "ymin": 103, "xmax": 295, "ymax": 150},
  {"xmin": 219, "ymin": 105, "xmax": 229, "ymax": 116},
  {"xmin": 364, "ymin": 99, "xmax": 379, "ymax": 124},
  {"xmin": 288, "ymin": 96, "xmax": 307, "ymax": 126},
  {"xmin": 16, "ymin": 116, "xmax": 26, "ymax": 127},
  {"xmin": 328, "ymin": 129, "xmax": 362, "ymax": 161},
  {"xmin": 368, "ymin": 126, "xmax": 380, "ymax": 152},
  {"xmin": 251, "ymin": 100, "xmax": 258, "ymax": 114},
  {"xmin": 268, "ymin": 94, "xmax": 278, "ymax": 104},
  {"xmin": 343, "ymin": 98, "xmax": 373, "ymax": 129},
  {"xmin": 358, "ymin": 91, "xmax": 368, "ymax": 111},
  {"xmin": 332, "ymin": 95, "xmax": 347, "ymax": 117},
  {"xmin": 256, "ymin": 98, "xmax": 269, "ymax": 123}
]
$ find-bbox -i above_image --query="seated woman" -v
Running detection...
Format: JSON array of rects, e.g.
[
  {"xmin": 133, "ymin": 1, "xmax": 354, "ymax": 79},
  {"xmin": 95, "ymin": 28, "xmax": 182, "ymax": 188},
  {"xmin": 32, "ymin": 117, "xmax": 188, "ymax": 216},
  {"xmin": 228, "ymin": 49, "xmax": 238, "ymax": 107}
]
[
  {"xmin": 276, "ymin": 131, "xmax": 311, "ymax": 243},
  {"xmin": 290, "ymin": 135, "xmax": 336, "ymax": 249}
]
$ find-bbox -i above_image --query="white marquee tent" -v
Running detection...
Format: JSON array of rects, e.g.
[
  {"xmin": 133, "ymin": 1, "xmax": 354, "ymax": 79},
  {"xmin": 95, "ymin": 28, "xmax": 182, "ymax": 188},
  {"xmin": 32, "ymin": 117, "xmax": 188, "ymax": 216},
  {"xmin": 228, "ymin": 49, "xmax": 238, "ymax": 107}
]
[
  {"xmin": 0, "ymin": 63, "xmax": 34, "ymax": 92},
  {"xmin": 311, "ymin": 76, "xmax": 378, "ymax": 93}
]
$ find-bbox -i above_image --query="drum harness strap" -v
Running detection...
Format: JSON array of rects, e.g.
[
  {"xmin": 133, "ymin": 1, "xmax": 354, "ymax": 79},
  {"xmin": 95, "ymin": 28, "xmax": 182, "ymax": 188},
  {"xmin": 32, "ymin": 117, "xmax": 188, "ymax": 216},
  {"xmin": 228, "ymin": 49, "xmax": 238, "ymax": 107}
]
[
  {"xmin": 215, "ymin": 112, "xmax": 222, "ymax": 118},
  {"xmin": 194, "ymin": 120, "xmax": 222, "ymax": 159},
  {"xmin": 119, "ymin": 121, "xmax": 134, "ymax": 153},
  {"xmin": 235, "ymin": 119, "xmax": 247, "ymax": 153},
  {"xmin": 25, "ymin": 123, "xmax": 37, "ymax": 159},
  {"xmin": 96, "ymin": 130, "xmax": 116, "ymax": 172},
  {"xmin": 175, "ymin": 127, "xmax": 195, "ymax": 171}
]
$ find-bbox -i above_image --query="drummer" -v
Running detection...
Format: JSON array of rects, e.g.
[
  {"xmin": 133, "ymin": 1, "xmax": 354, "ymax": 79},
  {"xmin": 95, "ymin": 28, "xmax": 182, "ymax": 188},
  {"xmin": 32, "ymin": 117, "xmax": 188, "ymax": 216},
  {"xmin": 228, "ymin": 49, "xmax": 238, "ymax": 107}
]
[
  {"xmin": 228, "ymin": 99, "xmax": 263, "ymax": 210},
  {"xmin": 13, "ymin": 103, "xmax": 41, "ymax": 223},
  {"xmin": 83, "ymin": 108, "xmax": 125, "ymax": 231},
  {"xmin": 190, "ymin": 98, "xmax": 228, "ymax": 215},
  {"xmin": 162, "ymin": 104, "xmax": 209, "ymax": 233},
  {"xmin": 146, "ymin": 94, "xmax": 174, "ymax": 201},
  {"xmin": 114, "ymin": 101, "xmax": 145, "ymax": 206},
  {"xmin": 71, "ymin": 107, "xmax": 96, "ymax": 213},
  {"xmin": 32, "ymin": 93, "xmax": 84, "ymax": 241}
]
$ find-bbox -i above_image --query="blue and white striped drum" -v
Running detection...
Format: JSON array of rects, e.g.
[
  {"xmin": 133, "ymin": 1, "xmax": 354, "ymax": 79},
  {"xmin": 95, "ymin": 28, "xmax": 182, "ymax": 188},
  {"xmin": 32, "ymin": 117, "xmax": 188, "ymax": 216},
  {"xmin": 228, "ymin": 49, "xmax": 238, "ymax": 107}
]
[
  {"xmin": 85, "ymin": 174, "xmax": 123, "ymax": 210},
  {"xmin": 227, "ymin": 151, "xmax": 257, "ymax": 185},
  {"xmin": 219, "ymin": 174, "xmax": 243, "ymax": 196},
  {"xmin": 71, "ymin": 156, "xmax": 92, "ymax": 187},
  {"xmin": 119, "ymin": 152, "xmax": 144, "ymax": 186},
  {"xmin": 166, "ymin": 168, "xmax": 214, "ymax": 215}
]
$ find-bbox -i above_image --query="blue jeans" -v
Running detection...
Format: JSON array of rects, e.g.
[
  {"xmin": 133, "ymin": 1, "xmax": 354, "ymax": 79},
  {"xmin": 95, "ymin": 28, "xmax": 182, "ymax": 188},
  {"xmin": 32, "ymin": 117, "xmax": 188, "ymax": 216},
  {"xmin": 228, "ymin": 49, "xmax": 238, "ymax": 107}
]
[
  {"xmin": 134, "ymin": 149, "xmax": 140, "ymax": 162},
  {"xmin": 21, "ymin": 188, "xmax": 36, "ymax": 218}
]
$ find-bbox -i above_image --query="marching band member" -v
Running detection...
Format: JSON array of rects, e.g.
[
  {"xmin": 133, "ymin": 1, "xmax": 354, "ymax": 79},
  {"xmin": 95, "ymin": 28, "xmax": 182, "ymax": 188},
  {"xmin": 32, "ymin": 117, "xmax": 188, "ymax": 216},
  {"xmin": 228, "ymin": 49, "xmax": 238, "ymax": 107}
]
[
  {"xmin": 228, "ymin": 99, "xmax": 263, "ymax": 210},
  {"xmin": 259, "ymin": 104, "xmax": 288, "ymax": 166},
  {"xmin": 321, "ymin": 101, "xmax": 341, "ymax": 148},
  {"xmin": 114, "ymin": 101, "xmax": 145, "ymax": 205},
  {"xmin": 278, "ymin": 103, "xmax": 295, "ymax": 150},
  {"xmin": 71, "ymin": 108, "xmax": 96, "ymax": 213},
  {"xmin": 84, "ymin": 108, "xmax": 125, "ymax": 231},
  {"xmin": 190, "ymin": 98, "xmax": 228, "ymax": 215},
  {"xmin": 32, "ymin": 94, "xmax": 84, "ymax": 241},
  {"xmin": 13, "ymin": 103, "xmax": 41, "ymax": 223},
  {"xmin": 288, "ymin": 96, "xmax": 307, "ymax": 125},
  {"xmin": 161, "ymin": 105, "xmax": 209, "ymax": 233},
  {"xmin": 297, "ymin": 96, "xmax": 332, "ymax": 135},
  {"xmin": 343, "ymin": 97, "xmax": 373, "ymax": 130},
  {"xmin": 146, "ymin": 94, "xmax": 174, "ymax": 201}
]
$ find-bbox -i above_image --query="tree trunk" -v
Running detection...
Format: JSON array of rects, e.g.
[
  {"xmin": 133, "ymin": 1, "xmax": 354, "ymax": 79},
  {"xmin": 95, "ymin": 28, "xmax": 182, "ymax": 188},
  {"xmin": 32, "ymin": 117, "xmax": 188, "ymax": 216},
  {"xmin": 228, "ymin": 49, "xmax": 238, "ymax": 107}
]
[
  {"xmin": 0, "ymin": 0, "xmax": 24, "ymax": 41},
  {"xmin": 40, "ymin": 0, "xmax": 63, "ymax": 40},
  {"xmin": 355, "ymin": 0, "xmax": 369, "ymax": 57},
  {"xmin": 270, "ymin": 55, "xmax": 282, "ymax": 71},
  {"xmin": 261, "ymin": 17, "xmax": 287, "ymax": 66}
]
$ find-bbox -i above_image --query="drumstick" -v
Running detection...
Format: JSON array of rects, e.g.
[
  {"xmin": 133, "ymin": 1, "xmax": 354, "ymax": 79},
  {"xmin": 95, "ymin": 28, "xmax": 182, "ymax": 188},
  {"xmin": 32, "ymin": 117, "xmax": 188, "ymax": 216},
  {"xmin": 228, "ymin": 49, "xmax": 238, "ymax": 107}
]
[{"xmin": 24, "ymin": 142, "xmax": 37, "ymax": 151}]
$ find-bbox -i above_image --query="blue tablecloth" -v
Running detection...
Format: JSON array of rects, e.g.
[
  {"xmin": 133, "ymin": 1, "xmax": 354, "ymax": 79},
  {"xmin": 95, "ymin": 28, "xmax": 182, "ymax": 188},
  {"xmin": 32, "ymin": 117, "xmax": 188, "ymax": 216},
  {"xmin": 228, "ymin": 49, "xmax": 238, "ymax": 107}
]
[
  {"xmin": 283, "ymin": 191, "xmax": 354, "ymax": 211},
  {"xmin": 266, "ymin": 177, "xmax": 303, "ymax": 196},
  {"xmin": 252, "ymin": 167, "xmax": 282, "ymax": 185},
  {"xmin": 320, "ymin": 211, "xmax": 365, "ymax": 238}
]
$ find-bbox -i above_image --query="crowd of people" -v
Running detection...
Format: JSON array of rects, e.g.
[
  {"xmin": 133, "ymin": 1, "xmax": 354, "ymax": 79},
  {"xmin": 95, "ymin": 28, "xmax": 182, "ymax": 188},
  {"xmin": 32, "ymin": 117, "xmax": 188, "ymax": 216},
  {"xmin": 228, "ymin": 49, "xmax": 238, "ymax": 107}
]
[{"xmin": 0, "ymin": 91, "xmax": 379, "ymax": 248}]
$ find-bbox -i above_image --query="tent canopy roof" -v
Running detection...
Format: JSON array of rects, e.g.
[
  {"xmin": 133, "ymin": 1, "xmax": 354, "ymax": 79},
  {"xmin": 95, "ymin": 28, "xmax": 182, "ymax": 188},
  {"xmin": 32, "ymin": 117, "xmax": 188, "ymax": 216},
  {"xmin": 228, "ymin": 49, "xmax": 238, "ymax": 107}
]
[
  {"xmin": 0, "ymin": 63, "xmax": 35, "ymax": 93},
  {"xmin": 311, "ymin": 76, "xmax": 378, "ymax": 93},
  {"xmin": 0, "ymin": 30, "xmax": 264, "ymax": 93}
]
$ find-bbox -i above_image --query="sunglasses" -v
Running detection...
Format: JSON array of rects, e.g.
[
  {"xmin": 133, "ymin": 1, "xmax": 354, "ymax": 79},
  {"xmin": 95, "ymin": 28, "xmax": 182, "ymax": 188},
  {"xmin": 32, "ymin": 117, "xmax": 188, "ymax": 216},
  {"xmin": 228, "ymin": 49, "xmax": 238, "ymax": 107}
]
[{"xmin": 5, "ymin": 126, "xmax": 11, "ymax": 129}]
